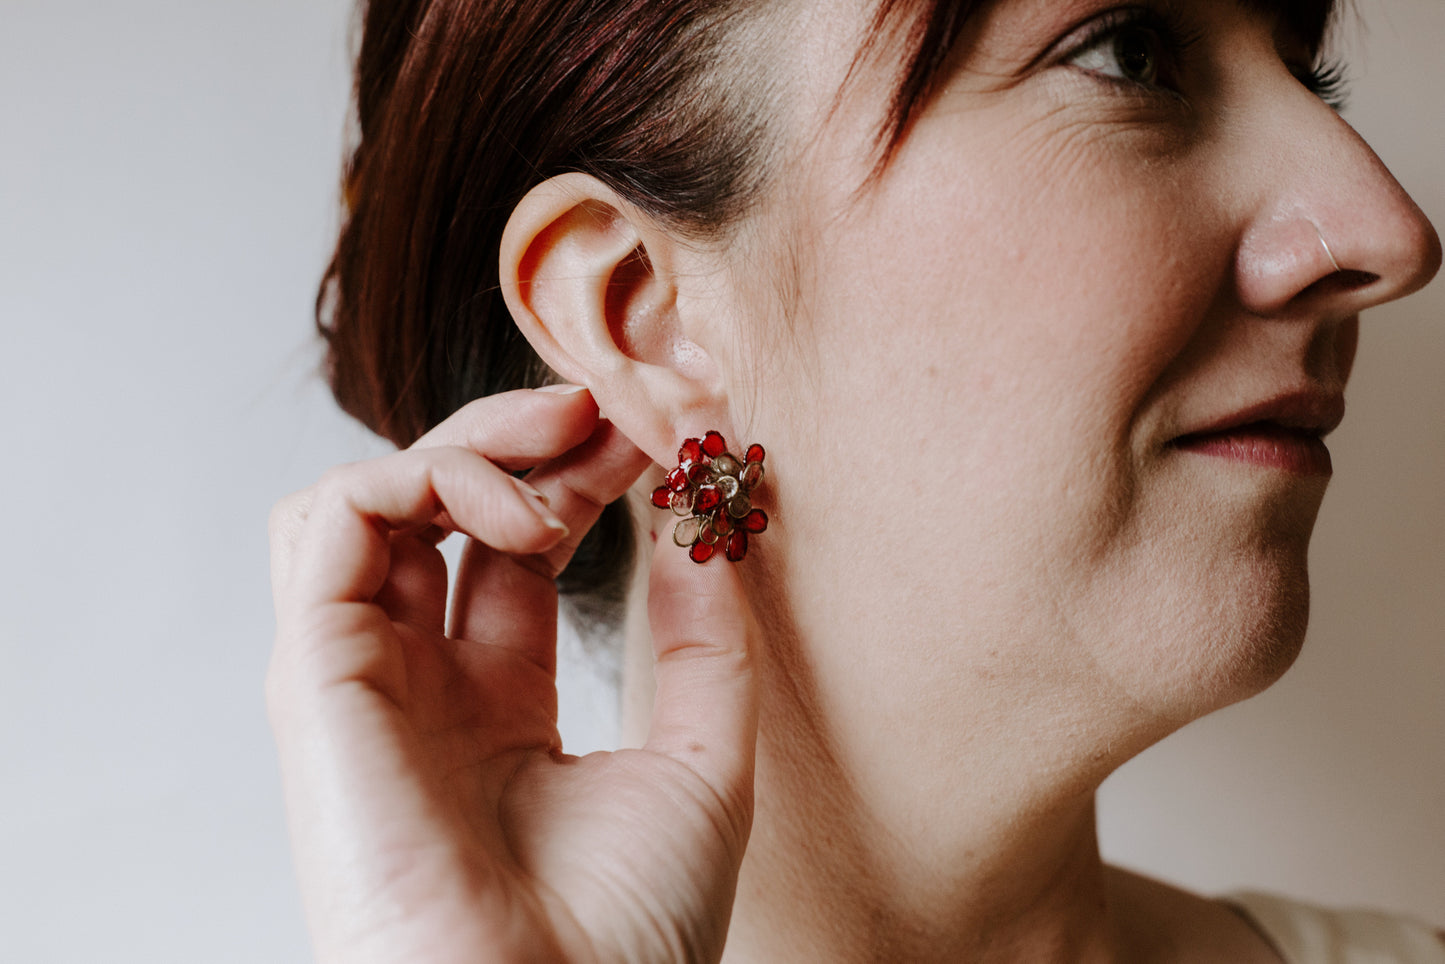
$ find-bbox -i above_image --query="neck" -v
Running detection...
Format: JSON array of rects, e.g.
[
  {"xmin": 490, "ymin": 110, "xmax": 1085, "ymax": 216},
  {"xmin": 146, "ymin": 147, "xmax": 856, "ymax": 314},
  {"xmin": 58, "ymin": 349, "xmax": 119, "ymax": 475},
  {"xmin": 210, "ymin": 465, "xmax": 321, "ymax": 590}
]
[
  {"xmin": 718, "ymin": 679, "xmax": 1122, "ymax": 964},
  {"xmin": 618, "ymin": 539, "xmax": 1135, "ymax": 964}
]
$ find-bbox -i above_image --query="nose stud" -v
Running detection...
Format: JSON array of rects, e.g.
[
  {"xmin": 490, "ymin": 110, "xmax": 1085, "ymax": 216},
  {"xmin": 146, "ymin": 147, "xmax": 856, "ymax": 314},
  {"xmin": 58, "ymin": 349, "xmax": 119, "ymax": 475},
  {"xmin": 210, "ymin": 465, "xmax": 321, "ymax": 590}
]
[{"xmin": 651, "ymin": 431, "xmax": 768, "ymax": 563}]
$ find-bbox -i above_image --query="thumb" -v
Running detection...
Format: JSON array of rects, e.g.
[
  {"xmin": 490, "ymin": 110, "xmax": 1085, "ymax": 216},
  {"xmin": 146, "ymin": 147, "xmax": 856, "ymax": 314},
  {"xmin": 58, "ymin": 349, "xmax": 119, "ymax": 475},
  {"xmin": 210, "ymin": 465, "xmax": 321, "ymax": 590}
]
[{"xmin": 644, "ymin": 544, "xmax": 758, "ymax": 805}]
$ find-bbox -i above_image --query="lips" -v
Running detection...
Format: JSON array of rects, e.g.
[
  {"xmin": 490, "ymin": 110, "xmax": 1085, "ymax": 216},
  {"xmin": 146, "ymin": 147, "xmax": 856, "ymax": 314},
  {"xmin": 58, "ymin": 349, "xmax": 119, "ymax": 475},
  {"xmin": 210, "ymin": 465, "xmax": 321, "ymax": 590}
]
[{"xmin": 1169, "ymin": 391, "xmax": 1345, "ymax": 476}]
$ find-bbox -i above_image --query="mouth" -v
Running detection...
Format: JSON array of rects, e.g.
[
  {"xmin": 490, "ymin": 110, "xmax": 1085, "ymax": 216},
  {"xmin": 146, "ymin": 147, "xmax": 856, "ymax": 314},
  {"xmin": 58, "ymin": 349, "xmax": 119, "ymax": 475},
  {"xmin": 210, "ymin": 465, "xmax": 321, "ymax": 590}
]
[
  {"xmin": 1170, "ymin": 422, "xmax": 1333, "ymax": 475},
  {"xmin": 1168, "ymin": 392, "xmax": 1345, "ymax": 477}
]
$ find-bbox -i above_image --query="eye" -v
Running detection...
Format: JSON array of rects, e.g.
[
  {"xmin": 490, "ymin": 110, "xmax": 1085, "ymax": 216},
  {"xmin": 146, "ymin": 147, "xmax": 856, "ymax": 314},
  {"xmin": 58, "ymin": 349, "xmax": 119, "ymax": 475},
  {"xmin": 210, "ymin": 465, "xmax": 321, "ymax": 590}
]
[
  {"xmin": 1069, "ymin": 23, "xmax": 1166, "ymax": 87},
  {"xmin": 1057, "ymin": 9, "xmax": 1199, "ymax": 98}
]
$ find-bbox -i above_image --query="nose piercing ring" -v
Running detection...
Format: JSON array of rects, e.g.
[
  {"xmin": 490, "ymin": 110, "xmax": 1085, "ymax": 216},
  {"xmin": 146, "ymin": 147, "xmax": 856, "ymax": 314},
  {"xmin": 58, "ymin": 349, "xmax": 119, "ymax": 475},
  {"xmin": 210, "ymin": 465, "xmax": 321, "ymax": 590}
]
[{"xmin": 1314, "ymin": 223, "xmax": 1342, "ymax": 273}]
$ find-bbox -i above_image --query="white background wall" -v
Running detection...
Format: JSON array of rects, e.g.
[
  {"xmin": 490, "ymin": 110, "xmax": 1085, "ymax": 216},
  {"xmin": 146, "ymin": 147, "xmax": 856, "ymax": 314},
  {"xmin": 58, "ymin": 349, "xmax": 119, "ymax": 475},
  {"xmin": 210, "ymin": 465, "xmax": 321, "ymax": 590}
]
[{"xmin": 0, "ymin": 1, "xmax": 1439, "ymax": 961}]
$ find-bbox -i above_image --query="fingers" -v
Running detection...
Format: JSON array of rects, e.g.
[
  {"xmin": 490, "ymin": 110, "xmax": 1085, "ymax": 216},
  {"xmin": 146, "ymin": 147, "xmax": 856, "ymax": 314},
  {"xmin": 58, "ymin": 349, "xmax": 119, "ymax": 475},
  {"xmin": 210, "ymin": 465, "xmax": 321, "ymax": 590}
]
[
  {"xmin": 269, "ymin": 386, "xmax": 600, "ymax": 599},
  {"xmin": 372, "ymin": 533, "xmax": 450, "ymax": 634},
  {"xmin": 411, "ymin": 385, "xmax": 649, "ymax": 567},
  {"xmin": 284, "ymin": 447, "xmax": 568, "ymax": 616},
  {"xmin": 411, "ymin": 384, "xmax": 599, "ymax": 468},
  {"xmin": 447, "ymin": 417, "xmax": 651, "ymax": 665},
  {"xmin": 266, "ymin": 386, "xmax": 619, "ymax": 955},
  {"xmin": 644, "ymin": 546, "xmax": 758, "ymax": 809},
  {"xmin": 526, "ymin": 418, "xmax": 655, "ymax": 576},
  {"xmin": 448, "ymin": 537, "xmax": 562, "ymax": 673},
  {"xmin": 268, "ymin": 442, "xmax": 573, "ymax": 753},
  {"xmin": 269, "ymin": 487, "xmax": 315, "ymax": 598},
  {"xmin": 268, "ymin": 381, "xmax": 654, "ymax": 679}
]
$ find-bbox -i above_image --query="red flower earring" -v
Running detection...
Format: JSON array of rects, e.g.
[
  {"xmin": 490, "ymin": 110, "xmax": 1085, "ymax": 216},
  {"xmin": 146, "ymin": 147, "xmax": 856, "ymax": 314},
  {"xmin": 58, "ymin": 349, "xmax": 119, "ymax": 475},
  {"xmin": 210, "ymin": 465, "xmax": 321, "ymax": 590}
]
[{"xmin": 651, "ymin": 431, "xmax": 768, "ymax": 563}]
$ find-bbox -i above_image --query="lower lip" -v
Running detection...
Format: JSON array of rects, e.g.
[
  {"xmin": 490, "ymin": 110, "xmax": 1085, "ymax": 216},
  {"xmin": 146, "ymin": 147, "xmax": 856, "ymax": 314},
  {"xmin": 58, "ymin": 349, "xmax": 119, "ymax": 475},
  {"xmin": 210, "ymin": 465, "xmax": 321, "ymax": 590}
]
[{"xmin": 1171, "ymin": 424, "xmax": 1333, "ymax": 476}]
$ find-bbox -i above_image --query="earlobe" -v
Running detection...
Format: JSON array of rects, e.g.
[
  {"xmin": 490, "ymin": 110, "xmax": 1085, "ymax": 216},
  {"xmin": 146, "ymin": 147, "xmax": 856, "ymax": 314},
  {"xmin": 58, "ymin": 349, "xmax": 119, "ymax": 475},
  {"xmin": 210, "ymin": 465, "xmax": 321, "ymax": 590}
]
[{"xmin": 498, "ymin": 173, "xmax": 724, "ymax": 465}]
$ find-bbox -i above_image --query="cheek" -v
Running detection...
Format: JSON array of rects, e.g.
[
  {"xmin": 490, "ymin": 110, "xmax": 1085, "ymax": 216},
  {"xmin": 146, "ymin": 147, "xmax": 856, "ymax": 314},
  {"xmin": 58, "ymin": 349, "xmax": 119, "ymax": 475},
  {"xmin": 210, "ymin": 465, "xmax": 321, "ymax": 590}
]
[
  {"xmin": 743, "ymin": 109, "xmax": 1256, "ymax": 660},
  {"xmin": 797, "ymin": 130, "xmax": 1215, "ymax": 511},
  {"xmin": 746, "ymin": 182, "xmax": 1203, "ymax": 666}
]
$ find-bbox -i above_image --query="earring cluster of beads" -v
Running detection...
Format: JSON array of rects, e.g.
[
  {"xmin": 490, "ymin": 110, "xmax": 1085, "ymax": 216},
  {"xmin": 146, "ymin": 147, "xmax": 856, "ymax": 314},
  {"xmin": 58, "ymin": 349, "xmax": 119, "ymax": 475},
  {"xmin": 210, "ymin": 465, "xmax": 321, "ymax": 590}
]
[{"xmin": 650, "ymin": 431, "xmax": 768, "ymax": 563}]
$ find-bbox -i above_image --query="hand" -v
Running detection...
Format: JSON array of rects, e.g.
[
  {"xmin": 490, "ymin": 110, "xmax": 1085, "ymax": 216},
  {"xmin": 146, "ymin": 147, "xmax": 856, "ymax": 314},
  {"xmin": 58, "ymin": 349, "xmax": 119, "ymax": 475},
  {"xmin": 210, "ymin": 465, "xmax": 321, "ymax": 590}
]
[{"xmin": 267, "ymin": 388, "xmax": 758, "ymax": 964}]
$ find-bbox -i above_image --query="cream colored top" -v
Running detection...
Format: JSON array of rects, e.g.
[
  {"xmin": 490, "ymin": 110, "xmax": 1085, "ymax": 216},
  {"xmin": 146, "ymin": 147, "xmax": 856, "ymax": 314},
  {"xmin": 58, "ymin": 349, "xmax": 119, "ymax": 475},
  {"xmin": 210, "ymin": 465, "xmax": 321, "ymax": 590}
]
[{"xmin": 1228, "ymin": 891, "xmax": 1445, "ymax": 964}]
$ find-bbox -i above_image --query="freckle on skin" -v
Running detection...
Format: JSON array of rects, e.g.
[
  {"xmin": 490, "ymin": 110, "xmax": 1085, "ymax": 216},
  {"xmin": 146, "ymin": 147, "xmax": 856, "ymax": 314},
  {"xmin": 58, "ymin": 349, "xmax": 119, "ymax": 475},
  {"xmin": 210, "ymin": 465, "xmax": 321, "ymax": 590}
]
[{"xmin": 688, "ymin": 742, "xmax": 705, "ymax": 754}]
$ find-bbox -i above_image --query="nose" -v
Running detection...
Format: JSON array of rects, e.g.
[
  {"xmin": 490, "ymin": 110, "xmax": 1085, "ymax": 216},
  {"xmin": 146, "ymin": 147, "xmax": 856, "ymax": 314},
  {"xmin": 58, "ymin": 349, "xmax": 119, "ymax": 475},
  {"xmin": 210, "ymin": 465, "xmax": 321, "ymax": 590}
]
[{"xmin": 1233, "ymin": 86, "xmax": 1442, "ymax": 320}]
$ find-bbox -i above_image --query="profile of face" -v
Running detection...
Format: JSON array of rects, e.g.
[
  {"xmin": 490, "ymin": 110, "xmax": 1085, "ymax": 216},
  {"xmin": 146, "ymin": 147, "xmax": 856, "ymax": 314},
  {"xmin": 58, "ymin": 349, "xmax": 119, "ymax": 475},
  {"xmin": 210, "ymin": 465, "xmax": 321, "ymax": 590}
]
[
  {"xmin": 694, "ymin": 0, "xmax": 1435, "ymax": 787},
  {"xmin": 508, "ymin": 0, "xmax": 1440, "ymax": 835}
]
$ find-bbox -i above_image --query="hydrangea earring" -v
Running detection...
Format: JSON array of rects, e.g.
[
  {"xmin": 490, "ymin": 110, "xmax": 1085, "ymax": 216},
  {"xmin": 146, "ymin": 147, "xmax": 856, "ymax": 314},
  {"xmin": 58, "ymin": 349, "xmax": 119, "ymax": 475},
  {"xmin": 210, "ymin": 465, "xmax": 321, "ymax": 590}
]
[{"xmin": 650, "ymin": 431, "xmax": 768, "ymax": 563}]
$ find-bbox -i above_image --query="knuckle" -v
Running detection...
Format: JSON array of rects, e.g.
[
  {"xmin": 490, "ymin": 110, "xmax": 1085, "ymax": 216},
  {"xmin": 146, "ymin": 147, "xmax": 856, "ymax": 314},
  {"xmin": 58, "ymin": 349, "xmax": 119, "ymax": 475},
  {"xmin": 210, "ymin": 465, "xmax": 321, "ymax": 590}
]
[
  {"xmin": 307, "ymin": 460, "xmax": 383, "ymax": 521},
  {"xmin": 268, "ymin": 488, "xmax": 313, "ymax": 542}
]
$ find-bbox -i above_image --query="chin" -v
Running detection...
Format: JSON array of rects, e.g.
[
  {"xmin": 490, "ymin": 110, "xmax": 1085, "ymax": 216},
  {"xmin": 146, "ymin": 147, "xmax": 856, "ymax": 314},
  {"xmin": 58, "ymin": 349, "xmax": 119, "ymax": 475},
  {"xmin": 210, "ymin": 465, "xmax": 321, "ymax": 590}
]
[
  {"xmin": 1102, "ymin": 466, "xmax": 1329, "ymax": 724},
  {"xmin": 1173, "ymin": 563, "xmax": 1313, "ymax": 727},
  {"xmin": 1207, "ymin": 570, "xmax": 1310, "ymax": 706},
  {"xmin": 1090, "ymin": 538, "xmax": 1315, "ymax": 737}
]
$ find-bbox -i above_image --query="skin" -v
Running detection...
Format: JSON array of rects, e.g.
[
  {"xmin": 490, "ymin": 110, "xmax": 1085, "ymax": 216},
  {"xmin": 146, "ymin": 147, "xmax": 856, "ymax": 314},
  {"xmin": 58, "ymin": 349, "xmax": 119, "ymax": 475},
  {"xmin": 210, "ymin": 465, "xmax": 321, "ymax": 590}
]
[{"xmin": 268, "ymin": 0, "xmax": 1441, "ymax": 961}]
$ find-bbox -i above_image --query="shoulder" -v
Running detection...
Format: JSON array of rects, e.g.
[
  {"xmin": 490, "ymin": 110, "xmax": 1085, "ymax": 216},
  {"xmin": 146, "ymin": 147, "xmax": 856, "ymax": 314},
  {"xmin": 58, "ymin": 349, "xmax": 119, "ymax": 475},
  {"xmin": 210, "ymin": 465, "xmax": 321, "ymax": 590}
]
[
  {"xmin": 1105, "ymin": 866, "xmax": 1445, "ymax": 964},
  {"xmin": 1105, "ymin": 866, "xmax": 1283, "ymax": 963},
  {"xmin": 1224, "ymin": 889, "xmax": 1445, "ymax": 964}
]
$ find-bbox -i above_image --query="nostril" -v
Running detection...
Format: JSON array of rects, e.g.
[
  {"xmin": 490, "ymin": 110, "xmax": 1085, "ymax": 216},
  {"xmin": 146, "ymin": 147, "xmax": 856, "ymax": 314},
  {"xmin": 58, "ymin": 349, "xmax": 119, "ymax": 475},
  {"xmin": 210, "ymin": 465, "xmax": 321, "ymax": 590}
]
[
  {"xmin": 1302, "ymin": 269, "xmax": 1380, "ymax": 299},
  {"xmin": 1331, "ymin": 269, "xmax": 1379, "ymax": 289}
]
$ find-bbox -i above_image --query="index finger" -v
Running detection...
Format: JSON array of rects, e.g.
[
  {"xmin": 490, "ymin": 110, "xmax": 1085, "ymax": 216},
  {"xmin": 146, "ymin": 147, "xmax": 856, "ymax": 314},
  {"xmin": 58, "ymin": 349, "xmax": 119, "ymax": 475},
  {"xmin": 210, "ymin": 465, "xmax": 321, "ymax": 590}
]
[
  {"xmin": 411, "ymin": 385, "xmax": 599, "ymax": 470},
  {"xmin": 268, "ymin": 386, "xmax": 596, "ymax": 590}
]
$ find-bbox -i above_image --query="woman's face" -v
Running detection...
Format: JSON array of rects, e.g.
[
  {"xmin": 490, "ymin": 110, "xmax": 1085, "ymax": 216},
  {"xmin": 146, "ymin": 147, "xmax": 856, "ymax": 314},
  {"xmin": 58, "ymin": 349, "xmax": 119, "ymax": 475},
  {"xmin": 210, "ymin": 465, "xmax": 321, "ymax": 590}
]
[{"xmin": 707, "ymin": 0, "xmax": 1439, "ymax": 798}]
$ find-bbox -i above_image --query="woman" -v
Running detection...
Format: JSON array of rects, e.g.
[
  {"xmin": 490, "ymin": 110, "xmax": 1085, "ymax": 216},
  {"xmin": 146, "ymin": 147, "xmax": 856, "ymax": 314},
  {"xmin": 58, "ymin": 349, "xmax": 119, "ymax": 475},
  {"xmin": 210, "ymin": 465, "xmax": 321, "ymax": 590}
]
[{"xmin": 267, "ymin": 0, "xmax": 1443, "ymax": 960}]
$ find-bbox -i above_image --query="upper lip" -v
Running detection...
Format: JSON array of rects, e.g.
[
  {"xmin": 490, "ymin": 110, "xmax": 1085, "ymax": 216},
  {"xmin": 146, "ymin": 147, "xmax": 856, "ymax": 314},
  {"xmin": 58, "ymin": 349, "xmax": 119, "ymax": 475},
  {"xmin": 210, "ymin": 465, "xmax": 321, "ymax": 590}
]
[{"xmin": 1173, "ymin": 390, "xmax": 1347, "ymax": 441}]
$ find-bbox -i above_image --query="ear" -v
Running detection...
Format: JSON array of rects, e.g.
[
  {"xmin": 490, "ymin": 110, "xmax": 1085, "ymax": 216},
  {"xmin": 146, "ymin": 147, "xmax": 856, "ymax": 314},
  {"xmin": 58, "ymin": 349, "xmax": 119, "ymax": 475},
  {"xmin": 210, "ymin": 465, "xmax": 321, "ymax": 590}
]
[{"xmin": 499, "ymin": 173, "xmax": 727, "ymax": 467}]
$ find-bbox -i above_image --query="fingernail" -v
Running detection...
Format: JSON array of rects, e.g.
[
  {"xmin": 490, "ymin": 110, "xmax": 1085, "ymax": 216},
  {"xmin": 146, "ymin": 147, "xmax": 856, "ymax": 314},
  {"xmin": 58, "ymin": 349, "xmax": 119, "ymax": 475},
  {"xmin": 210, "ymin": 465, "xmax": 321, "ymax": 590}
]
[
  {"xmin": 537, "ymin": 383, "xmax": 588, "ymax": 395},
  {"xmin": 512, "ymin": 477, "xmax": 569, "ymax": 534}
]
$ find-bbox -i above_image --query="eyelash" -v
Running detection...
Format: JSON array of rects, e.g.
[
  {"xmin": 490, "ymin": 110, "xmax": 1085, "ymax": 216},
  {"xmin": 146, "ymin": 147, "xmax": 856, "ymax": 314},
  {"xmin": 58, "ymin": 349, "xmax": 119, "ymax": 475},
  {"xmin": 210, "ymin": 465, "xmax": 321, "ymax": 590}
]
[{"xmin": 1062, "ymin": 5, "xmax": 1352, "ymax": 111}]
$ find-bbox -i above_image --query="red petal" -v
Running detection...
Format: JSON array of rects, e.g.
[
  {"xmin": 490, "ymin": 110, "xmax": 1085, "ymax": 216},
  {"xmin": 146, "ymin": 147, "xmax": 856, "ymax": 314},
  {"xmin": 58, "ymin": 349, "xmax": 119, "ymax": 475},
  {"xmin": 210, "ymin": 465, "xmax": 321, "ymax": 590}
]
[
  {"xmin": 695, "ymin": 485, "xmax": 722, "ymax": 513},
  {"xmin": 725, "ymin": 529, "xmax": 748, "ymax": 562},
  {"xmin": 702, "ymin": 431, "xmax": 727, "ymax": 458},
  {"xmin": 679, "ymin": 438, "xmax": 703, "ymax": 463},
  {"xmin": 739, "ymin": 461, "xmax": 764, "ymax": 490},
  {"xmin": 742, "ymin": 509, "xmax": 768, "ymax": 533},
  {"xmin": 667, "ymin": 467, "xmax": 690, "ymax": 492},
  {"xmin": 745, "ymin": 443, "xmax": 765, "ymax": 464},
  {"xmin": 690, "ymin": 541, "xmax": 716, "ymax": 564},
  {"xmin": 687, "ymin": 462, "xmax": 712, "ymax": 485},
  {"xmin": 651, "ymin": 486, "xmax": 673, "ymax": 509}
]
